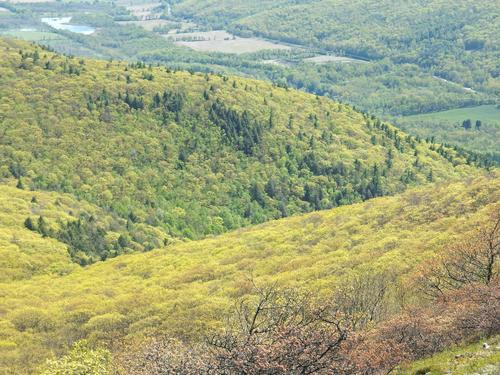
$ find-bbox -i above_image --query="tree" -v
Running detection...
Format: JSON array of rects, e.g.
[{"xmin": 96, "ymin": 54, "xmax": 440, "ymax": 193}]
[
  {"xmin": 331, "ymin": 271, "xmax": 394, "ymax": 330},
  {"xmin": 37, "ymin": 216, "xmax": 50, "ymax": 237},
  {"xmin": 206, "ymin": 283, "xmax": 352, "ymax": 373},
  {"xmin": 427, "ymin": 169, "xmax": 433, "ymax": 182},
  {"xmin": 24, "ymin": 217, "xmax": 36, "ymax": 231},
  {"xmin": 118, "ymin": 234, "xmax": 129, "ymax": 249},
  {"xmin": 16, "ymin": 178, "xmax": 24, "ymax": 189},
  {"xmin": 417, "ymin": 212, "xmax": 499, "ymax": 298},
  {"xmin": 40, "ymin": 340, "xmax": 110, "ymax": 375}
]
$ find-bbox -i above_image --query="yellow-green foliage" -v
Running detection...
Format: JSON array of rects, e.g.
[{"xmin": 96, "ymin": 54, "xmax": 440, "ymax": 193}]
[
  {"xmin": 0, "ymin": 172, "xmax": 498, "ymax": 373},
  {"xmin": 403, "ymin": 335, "xmax": 500, "ymax": 375},
  {"xmin": 0, "ymin": 182, "xmax": 88, "ymax": 282},
  {"xmin": 40, "ymin": 340, "xmax": 111, "ymax": 375},
  {"xmin": 0, "ymin": 37, "xmax": 480, "ymax": 240}
]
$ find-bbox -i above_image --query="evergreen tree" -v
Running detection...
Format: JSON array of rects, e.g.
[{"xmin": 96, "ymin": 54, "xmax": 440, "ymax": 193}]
[
  {"xmin": 37, "ymin": 216, "xmax": 50, "ymax": 237},
  {"xmin": 24, "ymin": 217, "xmax": 36, "ymax": 231},
  {"xmin": 16, "ymin": 178, "xmax": 24, "ymax": 190}
]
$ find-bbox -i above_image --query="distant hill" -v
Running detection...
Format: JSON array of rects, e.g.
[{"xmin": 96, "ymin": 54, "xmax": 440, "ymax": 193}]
[
  {"xmin": 174, "ymin": 0, "xmax": 499, "ymax": 97},
  {"xmin": 0, "ymin": 37, "xmax": 483, "ymax": 243},
  {"xmin": 0, "ymin": 171, "xmax": 498, "ymax": 373}
]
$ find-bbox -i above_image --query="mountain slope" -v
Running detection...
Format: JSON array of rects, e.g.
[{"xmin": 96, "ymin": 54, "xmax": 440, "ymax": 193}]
[
  {"xmin": 0, "ymin": 172, "xmax": 498, "ymax": 373},
  {"xmin": 0, "ymin": 37, "xmax": 481, "ymax": 241}
]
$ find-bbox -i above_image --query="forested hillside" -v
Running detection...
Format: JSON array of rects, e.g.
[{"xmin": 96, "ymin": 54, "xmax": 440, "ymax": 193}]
[
  {"xmin": 1, "ymin": 172, "xmax": 498, "ymax": 373},
  {"xmin": 0, "ymin": 37, "xmax": 483, "ymax": 243},
  {"xmin": 171, "ymin": 0, "xmax": 499, "ymax": 159},
  {"xmin": 1, "ymin": 1, "xmax": 498, "ymax": 160},
  {"xmin": 0, "ymin": 2, "xmax": 498, "ymax": 373}
]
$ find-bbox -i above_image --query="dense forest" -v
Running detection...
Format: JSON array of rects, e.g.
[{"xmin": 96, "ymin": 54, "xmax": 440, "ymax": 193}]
[{"xmin": 1, "ymin": 38, "xmax": 486, "ymax": 245}]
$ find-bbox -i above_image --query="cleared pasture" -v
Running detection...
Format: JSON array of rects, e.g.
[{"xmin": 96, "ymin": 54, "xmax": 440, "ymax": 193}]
[
  {"xmin": 169, "ymin": 30, "xmax": 291, "ymax": 54},
  {"xmin": 125, "ymin": 2, "xmax": 162, "ymax": 20},
  {"xmin": 304, "ymin": 54, "xmax": 365, "ymax": 64}
]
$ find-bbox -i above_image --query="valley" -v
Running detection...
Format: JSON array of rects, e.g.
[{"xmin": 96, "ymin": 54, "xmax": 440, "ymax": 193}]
[{"xmin": 1, "ymin": 0, "xmax": 495, "ymax": 150}]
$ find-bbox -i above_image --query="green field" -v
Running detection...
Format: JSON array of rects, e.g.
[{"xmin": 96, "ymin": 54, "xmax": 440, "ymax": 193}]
[
  {"xmin": 396, "ymin": 105, "xmax": 500, "ymax": 161},
  {"xmin": 1, "ymin": 30, "xmax": 65, "ymax": 42},
  {"xmin": 405, "ymin": 105, "xmax": 500, "ymax": 125}
]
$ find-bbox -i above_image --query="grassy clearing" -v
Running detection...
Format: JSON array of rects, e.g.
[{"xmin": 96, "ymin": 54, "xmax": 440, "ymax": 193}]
[
  {"xmin": 403, "ymin": 336, "xmax": 500, "ymax": 375},
  {"xmin": 169, "ymin": 30, "xmax": 291, "ymax": 54},
  {"xmin": 396, "ymin": 105, "xmax": 500, "ymax": 159},
  {"xmin": 124, "ymin": 2, "xmax": 162, "ymax": 20},
  {"xmin": 304, "ymin": 54, "xmax": 365, "ymax": 64}
]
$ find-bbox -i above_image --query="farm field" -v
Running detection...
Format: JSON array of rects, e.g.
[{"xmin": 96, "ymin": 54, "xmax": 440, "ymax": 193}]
[
  {"xmin": 117, "ymin": 19, "xmax": 177, "ymax": 31},
  {"xmin": 404, "ymin": 105, "xmax": 500, "ymax": 125},
  {"xmin": 124, "ymin": 1, "xmax": 162, "ymax": 20},
  {"xmin": 396, "ymin": 105, "xmax": 500, "ymax": 161},
  {"xmin": 169, "ymin": 30, "xmax": 291, "ymax": 54}
]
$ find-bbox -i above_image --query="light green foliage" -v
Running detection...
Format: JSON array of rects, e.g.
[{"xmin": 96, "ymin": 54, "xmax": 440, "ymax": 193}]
[
  {"xmin": 404, "ymin": 336, "xmax": 500, "ymax": 375},
  {"xmin": 0, "ymin": 179, "xmax": 169, "ymax": 278},
  {"xmin": 0, "ymin": 183, "xmax": 76, "ymax": 281},
  {"xmin": 40, "ymin": 340, "xmax": 111, "ymax": 375},
  {"xmin": 0, "ymin": 172, "xmax": 498, "ymax": 373}
]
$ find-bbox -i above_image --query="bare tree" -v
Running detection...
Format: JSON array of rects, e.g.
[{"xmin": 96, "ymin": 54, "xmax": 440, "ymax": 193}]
[
  {"xmin": 206, "ymin": 283, "xmax": 352, "ymax": 374},
  {"xmin": 330, "ymin": 271, "xmax": 395, "ymax": 330},
  {"xmin": 418, "ymin": 211, "xmax": 500, "ymax": 298}
]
